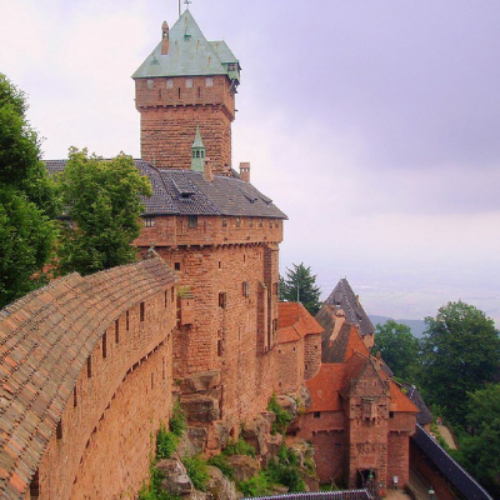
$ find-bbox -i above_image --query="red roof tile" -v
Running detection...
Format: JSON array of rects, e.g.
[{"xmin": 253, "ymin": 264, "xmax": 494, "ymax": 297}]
[
  {"xmin": 306, "ymin": 364, "xmax": 344, "ymax": 412},
  {"xmin": 389, "ymin": 381, "xmax": 419, "ymax": 413},
  {"xmin": 0, "ymin": 255, "xmax": 177, "ymax": 499},
  {"xmin": 278, "ymin": 302, "xmax": 323, "ymax": 345}
]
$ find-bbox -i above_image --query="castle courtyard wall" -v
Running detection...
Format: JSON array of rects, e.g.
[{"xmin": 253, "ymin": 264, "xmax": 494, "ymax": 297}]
[{"xmin": 0, "ymin": 258, "xmax": 177, "ymax": 500}]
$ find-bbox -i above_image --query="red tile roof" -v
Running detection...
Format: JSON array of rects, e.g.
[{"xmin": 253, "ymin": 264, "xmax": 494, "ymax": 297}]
[
  {"xmin": 306, "ymin": 364, "xmax": 345, "ymax": 412},
  {"xmin": 278, "ymin": 302, "xmax": 323, "ymax": 344},
  {"xmin": 0, "ymin": 256, "xmax": 177, "ymax": 499},
  {"xmin": 389, "ymin": 381, "xmax": 419, "ymax": 413}
]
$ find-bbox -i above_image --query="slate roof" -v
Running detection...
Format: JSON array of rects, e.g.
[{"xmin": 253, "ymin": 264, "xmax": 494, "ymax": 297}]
[
  {"xmin": 0, "ymin": 256, "xmax": 176, "ymax": 500},
  {"xmin": 44, "ymin": 160, "xmax": 287, "ymax": 219},
  {"xmin": 132, "ymin": 10, "xmax": 240, "ymax": 82},
  {"xmin": 245, "ymin": 490, "xmax": 374, "ymax": 500},
  {"xmin": 322, "ymin": 323, "xmax": 369, "ymax": 364},
  {"xmin": 402, "ymin": 383, "xmax": 433, "ymax": 426},
  {"xmin": 324, "ymin": 279, "xmax": 375, "ymax": 338},
  {"xmin": 412, "ymin": 425, "xmax": 493, "ymax": 500}
]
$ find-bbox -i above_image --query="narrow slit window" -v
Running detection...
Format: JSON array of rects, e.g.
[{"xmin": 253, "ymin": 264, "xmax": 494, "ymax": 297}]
[
  {"xmin": 56, "ymin": 420, "xmax": 63, "ymax": 439},
  {"xmin": 102, "ymin": 332, "xmax": 107, "ymax": 358},
  {"xmin": 30, "ymin": 470, "xmax": 40, "ymax": 498},
  {"xmin": 140, "ymin": 302, "xmax": 145, "ymax": 322},
  {"xmin": 73, "ymin": 386, "xmax": 77, "ymax": 407},
  {"xmin": 126, "ymin": 310, "xmax": 130, "ymax": 331},
  {"xmin": 219, "ymin": 292, "xmax": 227, "ymax": 309},
  {"xmin": 87, "ymin": 356, "xmax": 92, "ymax": 378},
  {"xmin": 115, "ymin": 320, "xmax": 119, "ymax": 344}
]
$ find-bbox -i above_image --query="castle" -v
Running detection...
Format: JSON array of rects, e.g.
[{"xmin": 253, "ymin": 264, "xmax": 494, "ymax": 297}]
[{"xmin": 0, "ymin": 9, "xmax": 423, "ymax": 499}]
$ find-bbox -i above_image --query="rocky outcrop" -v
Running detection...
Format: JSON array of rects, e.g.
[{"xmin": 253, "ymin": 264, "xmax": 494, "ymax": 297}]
[
  {"xmin": 205, "ymin": 465, "xmax": 238, "ymax": 500},
  {"xmin": 157, "ymin": 458, "xmax": 195, "ymax": 496},
  {"xmin": 226, "ymin": 455, "xmax": 261, "ymax": 482},
  {"xmin": 181, "ymin": 394, "xmax": 220, "ymax": 422}
]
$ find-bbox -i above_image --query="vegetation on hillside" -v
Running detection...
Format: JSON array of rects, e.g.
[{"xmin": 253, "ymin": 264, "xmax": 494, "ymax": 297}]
[{"xmin": 376, "ymin": 302, "xmax": 500, "ymax": 498}]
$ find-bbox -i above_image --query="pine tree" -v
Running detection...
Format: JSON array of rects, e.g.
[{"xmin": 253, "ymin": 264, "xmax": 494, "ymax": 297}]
[{"xmin": 281, "ymin": 262, "xmax": 322, "ymax": 315}]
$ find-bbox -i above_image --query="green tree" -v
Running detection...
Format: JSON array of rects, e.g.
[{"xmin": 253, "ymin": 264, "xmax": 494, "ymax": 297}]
[
  {"xmin": 0, "ymin": 74, "xmax": 58, "ymax": 307},
  {"xmin": 55, "ymin": 147, "xmax": 152, "ymax": 276},
  {"xmin": 374, "ymin": 320, "xmax": 419, "ymax": 381},
  {"xmin": 453, "ymin": 384, "xmax": 500, "ymax": 497},
  {"xmin": 420, "ymin": 301, "xmax": 500, "ymax": 426},
  {"xmin": 281, "ymin": 262, "xmax": 322, "ymax": 315}
]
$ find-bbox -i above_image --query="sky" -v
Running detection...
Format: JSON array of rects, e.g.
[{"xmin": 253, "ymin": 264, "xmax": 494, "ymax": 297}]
[{"xmin": 1, "ymin": 0, "xmax": 499, "ymax": 325}]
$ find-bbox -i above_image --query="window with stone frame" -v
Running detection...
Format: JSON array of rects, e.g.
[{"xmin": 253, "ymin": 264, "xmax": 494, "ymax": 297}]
[
  {"xmin": 144, "ymin": 216, "xmax": 155, "ymax": 227},
  {"xmin": 189, "ymin": 215, "xmax": 198, "ymax": 228}
]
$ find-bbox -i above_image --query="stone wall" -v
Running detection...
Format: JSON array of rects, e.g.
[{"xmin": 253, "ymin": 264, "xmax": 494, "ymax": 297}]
[
  {"xmin": 275, "ymin": 339, "xmax": 305, "ymax": 394},
  {"xmin": 295, "ymin": 412, "xmax": 348, "ymax": 483},
  {"xmin": 304, "ymin": 334, "xmax": 322, "ymax": 381},
  {"xmin": 136, "ymin": 75, "xmax": 235, "ymax": 171},
  {"xmin": 0, "ymin": 257, "xmax": 177, "ymax": 500}
]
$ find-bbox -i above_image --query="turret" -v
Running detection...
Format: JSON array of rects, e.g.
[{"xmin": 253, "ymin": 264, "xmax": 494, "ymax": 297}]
[
  {"xmin": 132, "ymin": 10, "xmax": 241, "ymax": 173},
  {"xmin": 191, "ymin": 125, "xmax": 206, "ymax": 171}
]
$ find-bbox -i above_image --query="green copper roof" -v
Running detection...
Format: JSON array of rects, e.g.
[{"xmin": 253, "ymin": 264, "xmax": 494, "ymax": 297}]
[
  {"xmin": 192, "ymin": 125, "xmax": 205, "ymax": 149},
  {"xmin": 191, "ymin": 125, "xmax": 206, "ymax": 172},
  {"xmin": 132, "ymin": 10, "xmax": 240, "ymax": 81}
]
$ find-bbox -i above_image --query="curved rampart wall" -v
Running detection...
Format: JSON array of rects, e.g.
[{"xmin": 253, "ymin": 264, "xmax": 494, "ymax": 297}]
[{"xmin": 0, "ymin": 256, "xmax": 177, "ymax": 500}]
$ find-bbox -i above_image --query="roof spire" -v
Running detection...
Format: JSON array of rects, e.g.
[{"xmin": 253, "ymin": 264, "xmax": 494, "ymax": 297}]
[{"xmin": 191, "ymin": 125, "xmax": 206, "ymax": 172}]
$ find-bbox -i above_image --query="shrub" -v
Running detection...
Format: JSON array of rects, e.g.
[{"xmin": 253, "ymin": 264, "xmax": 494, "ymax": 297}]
[
  {"xmin": 207, "ymin": 454, "xmax": 235, "ymax": 479},
  {"xmin": 169, "ymin": 401, "xmax": 187, "ymax": 437},
  {"xmin": 183, "ymin": 455, "xmax": 210, "ymax": 491},
  {"xmin": 267, "ymin": 394, "xmax": 292, "ymax": 435},
  {"xmin": 223, "ymin": 438, "xmax": 256, "ymax": 458},
  {"xmin": 238, "ymin": 471, "xmax": 271, "ymax": 497},
  {"xmin": 156, "ymin": 424, "xmax": 179, "ymax": 459}
]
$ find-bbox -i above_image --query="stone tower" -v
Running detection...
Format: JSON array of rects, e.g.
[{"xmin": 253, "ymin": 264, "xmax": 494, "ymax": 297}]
[{"xmin": 132, "ymin": 9, "xmax": 241, "ymax": 173}]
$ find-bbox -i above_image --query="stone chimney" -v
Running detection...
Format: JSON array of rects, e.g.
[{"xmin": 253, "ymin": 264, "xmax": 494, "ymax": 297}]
[
  {"xmin": 161, "ymin": 21, "xmax": 170, "ymax": 55},
  {"xmin": 204, "ymin": 158, "xmax": 214, "ymax": 183},
  {"xmin": 239, "ymin": 162, "xmax": 250, "ymax": 182}
]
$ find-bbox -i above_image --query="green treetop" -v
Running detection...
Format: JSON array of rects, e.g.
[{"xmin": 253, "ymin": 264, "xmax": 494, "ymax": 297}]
[
  {"xmin": 419, "ymin": 301, "xmax": 500, "ymax": 426},
  {"xmin": 281, "ymin": 262, "xmax": 322, "ymax": 315},
  {"xmin": 374, "ymin": 320, "xmax": 419, "ymax": 381},
  {"xmin": 55, "ymin": 148, "xmax": 152, "ymax": 276},
  {"xmin": 0, "ymin": 74, "xmax": 59, "ymax": 308}
]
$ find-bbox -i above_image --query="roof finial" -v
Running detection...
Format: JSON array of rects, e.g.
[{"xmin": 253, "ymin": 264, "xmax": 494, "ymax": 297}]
[{"xmin": 184, "ymin": 0, "xmax": 192, "ymax": 10}]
